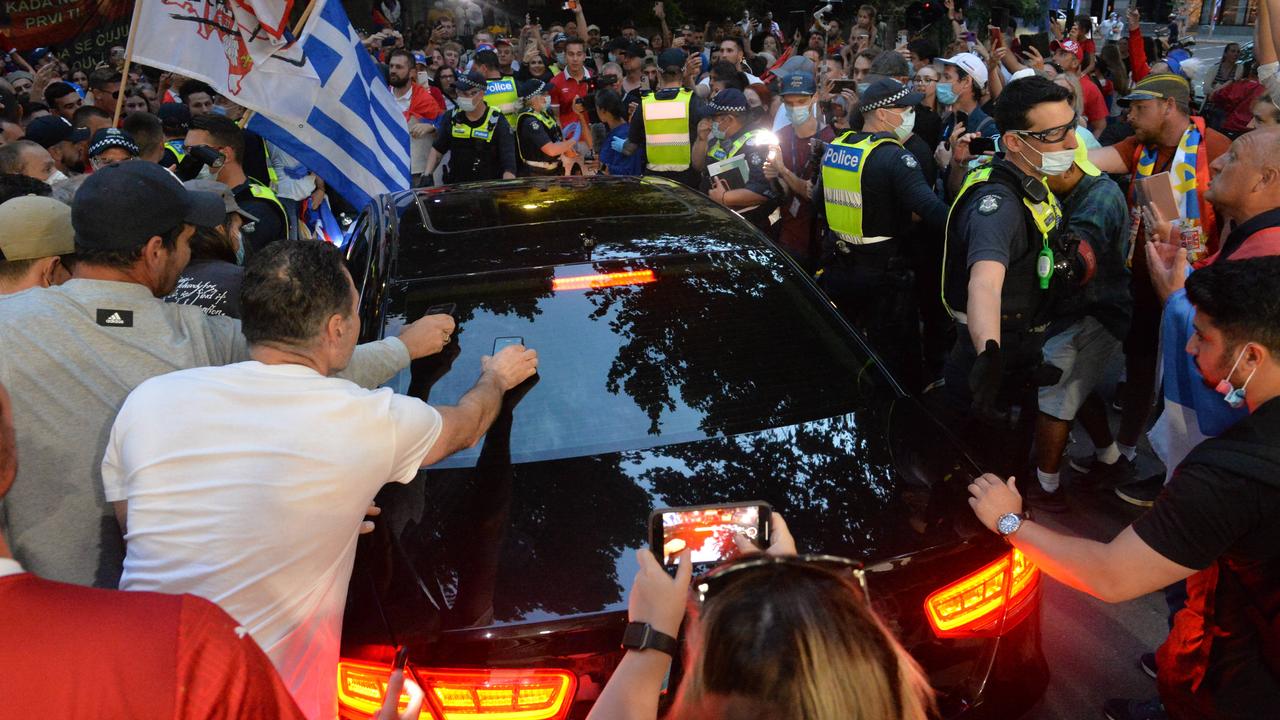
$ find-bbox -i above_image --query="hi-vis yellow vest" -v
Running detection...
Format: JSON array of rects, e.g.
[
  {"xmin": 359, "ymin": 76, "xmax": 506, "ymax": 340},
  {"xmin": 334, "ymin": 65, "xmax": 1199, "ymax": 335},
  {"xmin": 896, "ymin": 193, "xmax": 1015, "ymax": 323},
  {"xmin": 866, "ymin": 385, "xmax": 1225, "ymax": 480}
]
[
  {"xmin": 708, "ymin": 129, "xmax": 761, "ymax": 162},
  {"xmin": 820, "ymin": 132, "xmax": 897, "ymax": 244},
  {"xmin": 641, "ymin": 88, "xmax": 692, "ymax": 171},
  {"xmin": 451, "ymin": 107, "xmax": 501, "ymax": 142},
  {"xmin": 485, "ymin": 76, "xmax": 519, "ymax": 126},
  {"xmin": 940, "ymin": 163, "xmax": 1063, "ymax": 323}
]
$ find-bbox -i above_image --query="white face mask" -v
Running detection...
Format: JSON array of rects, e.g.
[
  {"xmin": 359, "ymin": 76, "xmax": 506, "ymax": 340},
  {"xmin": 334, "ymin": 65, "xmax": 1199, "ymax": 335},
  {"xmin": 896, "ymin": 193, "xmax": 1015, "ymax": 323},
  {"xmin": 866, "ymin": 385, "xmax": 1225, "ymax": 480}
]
[
  {"xmin": 456, "ymin": 95, "xmax": 477, "ymax": 112},
  {"xmin": 45, "ymin": 169, "xmax": 69, "ymax": 186},
  {"xmin": 1018, "ymin": 140, "xmax": 1075, "ymax": 177},
  {"xmin": 196, "ymin": 164, "xmax": 218, "ymax": 181},
  {"xmin": 417, "ymin": 71, "xmax": 430, "ymax": 86},
  {"xmin": 888, "ymin": 107, "xmax": 915, "ymax": 141}
]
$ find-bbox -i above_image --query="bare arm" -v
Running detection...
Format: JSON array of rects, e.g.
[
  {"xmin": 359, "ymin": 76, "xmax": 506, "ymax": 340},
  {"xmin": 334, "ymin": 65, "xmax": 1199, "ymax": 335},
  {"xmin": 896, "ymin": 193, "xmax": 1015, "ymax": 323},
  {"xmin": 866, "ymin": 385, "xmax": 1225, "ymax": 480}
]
[
  {"xmin": 420, "ymin": 346, "xmax": 538, "ymax": 466},
  {"xmin": 1087, "ymin": 145, "xmax": 1128, "ymax": 174},
  {"xmin": 425, "ymin": 147, "xmax": 443, "ymax": 176},
  {"xmin": 966, "ymin": 260, "xmax": 1005, "ymax": 351}
]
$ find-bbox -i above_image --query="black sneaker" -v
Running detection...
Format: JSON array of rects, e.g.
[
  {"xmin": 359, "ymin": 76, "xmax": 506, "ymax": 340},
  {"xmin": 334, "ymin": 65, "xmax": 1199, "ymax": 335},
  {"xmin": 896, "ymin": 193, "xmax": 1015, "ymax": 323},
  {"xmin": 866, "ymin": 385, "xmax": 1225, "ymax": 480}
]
[
  {"xmin": 1026, "ymin": 480, "xmax": 1069, "ymax": 513},
  {"xmin": 1116, "ymin": 473, "xmax": 1165, "ymax": 508},
  {"xmin": 1102, "ymin": 698, "xmax": 1167, "ymax": 720},
  {"xmin": 1069, "ymin": 454, "xmax": 1136, "ymax": 489},
  {"xmin": 1140, "ymin": 652, "xmax": 1158, "ymax": 679}
]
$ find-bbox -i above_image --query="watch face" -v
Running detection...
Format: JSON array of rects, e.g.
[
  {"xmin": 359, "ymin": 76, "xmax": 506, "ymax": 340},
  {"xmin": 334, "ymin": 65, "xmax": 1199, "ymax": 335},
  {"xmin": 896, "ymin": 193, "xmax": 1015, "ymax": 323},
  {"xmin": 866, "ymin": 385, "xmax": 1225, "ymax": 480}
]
[{"xmin": 997, "ymin": 513, "xmax": 1022, "ymax": 536}]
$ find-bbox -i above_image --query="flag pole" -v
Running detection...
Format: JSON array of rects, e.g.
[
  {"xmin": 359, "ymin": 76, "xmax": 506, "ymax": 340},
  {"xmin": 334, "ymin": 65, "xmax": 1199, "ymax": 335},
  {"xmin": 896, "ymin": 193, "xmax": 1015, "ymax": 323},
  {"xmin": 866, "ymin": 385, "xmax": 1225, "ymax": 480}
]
[
  {"xmin": 241, "ymin": 0, "xmax": 322, "ymax": 126},
  {"xmin": 113, "ymin": 0, "xmax": 147, "ymax": 126}
]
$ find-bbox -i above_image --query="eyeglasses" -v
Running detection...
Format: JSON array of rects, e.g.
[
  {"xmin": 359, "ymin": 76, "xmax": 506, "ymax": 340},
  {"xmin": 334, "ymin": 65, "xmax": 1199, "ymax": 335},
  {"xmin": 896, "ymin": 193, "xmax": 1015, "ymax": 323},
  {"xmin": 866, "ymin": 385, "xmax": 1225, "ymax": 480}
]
[
  {"xmin": 692, "ymin": 554, "xmax": 869, "ymax": 606},
  {"xmin": 1013, "ymin": 114, "xmax": 1078, "ymax": 143},
  {"xmin": 915, "ymin": 76, "xmax": 938, "ymax": 83}
]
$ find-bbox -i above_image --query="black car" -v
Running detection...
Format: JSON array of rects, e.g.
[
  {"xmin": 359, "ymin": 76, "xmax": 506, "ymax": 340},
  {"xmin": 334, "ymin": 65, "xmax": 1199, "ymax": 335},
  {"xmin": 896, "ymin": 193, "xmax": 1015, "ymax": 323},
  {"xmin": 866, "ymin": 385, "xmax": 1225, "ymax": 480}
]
[{"xmin": 337, "ymin": 177, "xmax": 1048, "ymax": 720}]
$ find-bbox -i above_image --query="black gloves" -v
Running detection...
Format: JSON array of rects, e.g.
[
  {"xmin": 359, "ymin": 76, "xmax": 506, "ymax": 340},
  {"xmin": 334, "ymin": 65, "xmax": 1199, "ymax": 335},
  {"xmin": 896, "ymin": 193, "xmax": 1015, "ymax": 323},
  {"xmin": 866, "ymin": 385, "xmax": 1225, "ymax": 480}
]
[{"xmin": 968, "ymin": 339, "xmax": 1005, "ymax": 423}]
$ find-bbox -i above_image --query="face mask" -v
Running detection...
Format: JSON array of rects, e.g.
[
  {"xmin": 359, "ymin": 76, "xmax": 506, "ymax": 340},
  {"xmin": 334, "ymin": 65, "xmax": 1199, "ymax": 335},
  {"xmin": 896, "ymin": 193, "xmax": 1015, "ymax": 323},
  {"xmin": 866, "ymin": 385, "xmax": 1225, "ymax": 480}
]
[
  {"xmin": 785, "ymin": 103, "xmax": 811, "ymax": 125},
  {"xmin": 233, "ymin": 231, "xmax": 245, "ymax": 266},
  {"xmin": 889, "ymin": 108, "xmax": 915, "ymax": 141},
  {"xmin": 1019, "ymin": 140, "xmax": 1075, "ymax": 176},
  {"xmin": 1215, "ymin": 346, "xmax": 1258, "ymax": 409},
  {"xmin": 197, "ymin": 164, "xmax": 218, "ymax": 181},
  {"xmin": 211, "ymin": 105, "xmax": 227, "ymax": 116},
  {"xmin": 456, "ymin": 95, "xmax": 476, "ymax": 112},
  {"xmin": 608, "ymin": 52, "xmax": 618, "ymax": 64},
  {"xmin": 710, "ymin": 121, "xmax": 726, "ymax": 140},
  {"xmin": 936, "ymin": 82, "xmax": 958, "ymax": 105},
  {"xmin": 556, "ymin": 52, "xmax": 566, "ymax": 66},
  {"xmin": 857, "ymin": 82, "xmax": 870, "ymax": 94},
  {"xmin": 417, "ymin": 71, "xmax": 430, "ymax": 85},
  {"xmin": 45, "ymin": 169, "xmax": 68, "ymax": 186}
]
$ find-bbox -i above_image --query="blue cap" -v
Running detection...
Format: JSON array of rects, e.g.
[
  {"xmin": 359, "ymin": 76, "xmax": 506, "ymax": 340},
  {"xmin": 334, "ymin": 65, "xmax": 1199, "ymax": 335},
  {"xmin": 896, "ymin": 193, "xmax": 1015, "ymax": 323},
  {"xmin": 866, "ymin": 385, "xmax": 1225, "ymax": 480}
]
[
  {"xmin": 1166, "ymin": 48, "xmax": 1191, "ymax": 78},
  {"xmin": 708, "ymin": 88, "xmax": 749, "ymax": 115},
  {"xmin": 413, "ymin": 52, "xmax": 428, "ymax": 66},
  {"xmin": 778, "ymin": 71, "xmax": 816, "ymax": 96}
]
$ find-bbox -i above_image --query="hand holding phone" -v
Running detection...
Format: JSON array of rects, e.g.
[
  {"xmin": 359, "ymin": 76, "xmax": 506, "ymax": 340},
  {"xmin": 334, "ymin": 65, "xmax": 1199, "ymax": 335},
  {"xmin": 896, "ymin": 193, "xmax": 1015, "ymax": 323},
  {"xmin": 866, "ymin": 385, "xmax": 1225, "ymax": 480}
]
[{"xmin": 649, "ymin": 502, "xmax": 772, "ymax": 575}]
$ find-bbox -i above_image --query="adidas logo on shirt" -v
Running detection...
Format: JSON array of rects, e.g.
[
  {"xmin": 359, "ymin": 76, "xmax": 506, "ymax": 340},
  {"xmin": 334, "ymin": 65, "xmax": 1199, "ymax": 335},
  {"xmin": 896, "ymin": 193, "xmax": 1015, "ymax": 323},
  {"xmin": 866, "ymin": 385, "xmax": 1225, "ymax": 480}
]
[{"xmin": 95, "ymin": 309, "xmax": 134, "ymax": 327}]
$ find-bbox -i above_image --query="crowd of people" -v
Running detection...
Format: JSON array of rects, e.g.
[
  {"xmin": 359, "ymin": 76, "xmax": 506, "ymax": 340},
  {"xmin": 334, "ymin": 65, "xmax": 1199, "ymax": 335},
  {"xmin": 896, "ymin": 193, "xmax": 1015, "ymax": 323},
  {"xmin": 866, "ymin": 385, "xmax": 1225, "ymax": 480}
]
[{"xmin": 3, "ymin": 0, "xmax": 1280, "ymax": 719}]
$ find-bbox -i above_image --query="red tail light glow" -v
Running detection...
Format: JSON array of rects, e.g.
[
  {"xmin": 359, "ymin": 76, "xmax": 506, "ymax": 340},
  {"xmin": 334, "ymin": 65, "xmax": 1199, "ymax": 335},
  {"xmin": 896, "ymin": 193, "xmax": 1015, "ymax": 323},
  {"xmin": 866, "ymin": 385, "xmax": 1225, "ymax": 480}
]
[
  {"xmin": 551, "ymin": 270, "xmax": 656, "ymax": 291},
  {"xmin": 924, "ymin": 548, "xmax": 1039, "ymax": 637},
  {"xmin": 338, "ymin": 661, "xmax": 576, "ymax": 720}
]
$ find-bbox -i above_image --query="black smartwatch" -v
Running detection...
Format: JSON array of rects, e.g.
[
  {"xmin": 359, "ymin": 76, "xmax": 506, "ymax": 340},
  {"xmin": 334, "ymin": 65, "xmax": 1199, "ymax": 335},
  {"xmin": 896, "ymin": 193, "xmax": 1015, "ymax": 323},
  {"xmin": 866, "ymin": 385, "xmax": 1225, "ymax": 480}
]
[{"xmin": 620, "ymin": 622, "xmax": 678, "ymax": 657}]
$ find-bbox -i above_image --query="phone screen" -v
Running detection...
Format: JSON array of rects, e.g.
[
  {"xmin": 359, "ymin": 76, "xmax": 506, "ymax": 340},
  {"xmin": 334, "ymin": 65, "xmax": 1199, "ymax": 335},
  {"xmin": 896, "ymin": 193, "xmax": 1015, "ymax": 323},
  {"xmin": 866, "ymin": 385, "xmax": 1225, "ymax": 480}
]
[
  {"xmin": 493, "ymin": 336, "xmax": 524, "ymax": 354},
  {"xmin": 653, "ymin": 504, "xmax": 768, "ymax": 569}
]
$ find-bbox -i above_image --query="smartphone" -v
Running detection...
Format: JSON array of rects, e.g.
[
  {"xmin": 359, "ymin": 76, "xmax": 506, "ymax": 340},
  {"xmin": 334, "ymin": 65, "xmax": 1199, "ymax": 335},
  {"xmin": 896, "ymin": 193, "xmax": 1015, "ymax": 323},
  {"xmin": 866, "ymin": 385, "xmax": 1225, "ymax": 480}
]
[
  {"xmin": 648, "ymin": 502, "xmax": 772, "ymax": 574},
  {"xmin": 382, "ymin": 35, "xmax": 398, "ymax": 46},
  {"xmin": 970, "ymin": 136, "xmax": 998, "ymax": 155},
  {"xmin": 426, "ymin": 302, "xmax": 456, "ymax": 317},
  {"xmin": 897, "ymin": 30, "xmax": 909, "ymax": 47},
  {"xmin": 829, "ymin": 78, "xmax": 859, "ymax": 94},
  {"xmin": 989, "ymin": 26, "xmax": 1004, "ymax": 49},
  {"xmin": 990, "ymin": 6, "xmax": 1011, "ymax": 31},
  {"xmin": 493, "ymin": 336, "xmax": 524, "ymax": 354}
]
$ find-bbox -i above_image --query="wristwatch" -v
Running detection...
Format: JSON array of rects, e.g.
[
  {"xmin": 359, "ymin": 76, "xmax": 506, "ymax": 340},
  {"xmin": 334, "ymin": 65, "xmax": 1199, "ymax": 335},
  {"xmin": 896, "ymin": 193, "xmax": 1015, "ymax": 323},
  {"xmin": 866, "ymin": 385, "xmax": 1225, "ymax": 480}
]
[
  {"xmin": 620, "ymin": 622, "xmax": 678, "ymax": 657},
  {"xmin": 996, "ymin": 512, "xmax": 1027, "ymax": 537}
]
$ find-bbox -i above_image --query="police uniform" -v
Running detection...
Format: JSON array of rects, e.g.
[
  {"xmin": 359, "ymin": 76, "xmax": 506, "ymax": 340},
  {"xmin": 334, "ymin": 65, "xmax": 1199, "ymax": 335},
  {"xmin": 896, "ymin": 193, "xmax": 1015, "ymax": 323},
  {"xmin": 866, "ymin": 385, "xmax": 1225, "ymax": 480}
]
[
  {"xmin": 628, "ymin": 86, "xmax": 703, "ymax": 187},
  {"xmin": 812, "ymin": 81, "xmax": 949, "ymax": 388},
  {"xmin": 432, "ymin": 72, "xmax": 517, "ymax": 184},
  {"xmin": 233, "ymin": 179, "xmax": 288, "ymax": 256},
  {"xmin": 161, "ymin": 139, "xmax": 186, "ymax": 168},
  {"xmin": 514, "ymin": 80, "xmax": 565, "ymax": 177},
  {"xmin": 701, "ymin": 89, "xmax": 775, "ymax": 231},
  {"xmin": 484, "ymin": 74, "xmax": 520, "ymax": 128}
]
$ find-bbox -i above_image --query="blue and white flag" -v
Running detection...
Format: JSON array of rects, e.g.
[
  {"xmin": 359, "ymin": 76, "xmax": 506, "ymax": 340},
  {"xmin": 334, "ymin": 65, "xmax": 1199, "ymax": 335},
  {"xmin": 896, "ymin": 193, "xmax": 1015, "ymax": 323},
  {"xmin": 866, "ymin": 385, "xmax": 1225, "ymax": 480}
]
[{"xmin": 246, "ymin": 0, "xmax": 410, "ymax": 211}]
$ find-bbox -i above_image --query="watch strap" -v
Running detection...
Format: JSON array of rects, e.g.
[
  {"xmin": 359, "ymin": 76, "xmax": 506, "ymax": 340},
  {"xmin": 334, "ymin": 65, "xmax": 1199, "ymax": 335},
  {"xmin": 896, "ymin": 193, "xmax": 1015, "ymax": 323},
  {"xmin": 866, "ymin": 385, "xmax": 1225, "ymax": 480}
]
[{"xmin": 621, "ymin": 622, "xmax": 678, "ymax": 657}]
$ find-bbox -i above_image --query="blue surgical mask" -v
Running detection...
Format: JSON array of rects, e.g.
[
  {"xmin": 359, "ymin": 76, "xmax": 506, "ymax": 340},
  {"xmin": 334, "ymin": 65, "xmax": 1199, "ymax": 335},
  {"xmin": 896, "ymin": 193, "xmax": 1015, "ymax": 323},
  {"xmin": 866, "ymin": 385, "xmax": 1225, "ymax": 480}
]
[
  {"xmin": 233, "ymin": 230, "xmax": 245, "ymax": 265},
  {"xmin": 556, "ymin": 52, "xmax": 566, "ymax": 65},
  {"xmin": 936, "ymin": 81, "xmax": 958, "ymax": 105},
  {"xmin": 608, "ymin": 52, "xmax": 618, "ymax": 64},
  {"xmin": 784, "ymin": 103, "xmax": 811, "ymax": 125},
  {"xmin": 1215, "ymin": 346, "xmax": 1258, "ymax": 409},
  {"xmin": 857, "ymin": 82, "xmax": 870, "ymax": 94},
  {"xmin": 710, "ymin": 121, "xmax": 726, "ymax": 140}
]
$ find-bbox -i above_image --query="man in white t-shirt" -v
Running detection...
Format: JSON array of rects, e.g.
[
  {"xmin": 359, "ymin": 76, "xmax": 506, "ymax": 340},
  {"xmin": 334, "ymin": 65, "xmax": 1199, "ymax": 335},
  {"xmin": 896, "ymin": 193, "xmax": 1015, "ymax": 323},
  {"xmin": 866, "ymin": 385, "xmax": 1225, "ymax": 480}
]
[{"xmin": 104, "ymin": 241, "xmax": 539, "ymax": 720}]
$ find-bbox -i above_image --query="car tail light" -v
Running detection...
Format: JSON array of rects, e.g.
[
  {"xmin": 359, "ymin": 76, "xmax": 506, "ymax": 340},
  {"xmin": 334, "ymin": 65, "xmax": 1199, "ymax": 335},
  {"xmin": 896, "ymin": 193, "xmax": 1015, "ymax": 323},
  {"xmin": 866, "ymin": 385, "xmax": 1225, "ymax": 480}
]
[
  {"xmin": 552, "ymin": 269, "xmax": 656, "ymax": 291},
  {"xmin": 924, "ymin": 548, "xmax": 1039, "ymax": 637},
  {"xmin": 338, "ymin": 661, "xmax": 576, "ymax": 720}
]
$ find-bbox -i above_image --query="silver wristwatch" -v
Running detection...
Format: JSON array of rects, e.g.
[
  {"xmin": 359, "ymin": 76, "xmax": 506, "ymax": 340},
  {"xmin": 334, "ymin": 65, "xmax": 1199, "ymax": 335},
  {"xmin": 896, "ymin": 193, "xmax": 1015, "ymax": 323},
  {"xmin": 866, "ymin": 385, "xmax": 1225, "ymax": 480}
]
[{"xmin": 996, "ymin": 512, "xmax": 1026, "ymax": 537}]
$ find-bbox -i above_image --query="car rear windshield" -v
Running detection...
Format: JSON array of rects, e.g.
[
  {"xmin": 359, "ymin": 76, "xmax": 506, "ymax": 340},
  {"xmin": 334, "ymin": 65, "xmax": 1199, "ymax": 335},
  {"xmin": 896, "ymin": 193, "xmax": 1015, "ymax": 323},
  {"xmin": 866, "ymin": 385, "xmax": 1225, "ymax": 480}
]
[
  {"xmin": 419, "ymin": 179, "xmax": 692, "ymax": 233},
  {"xmin": 383, "ymin": 249, "xmax": 887, "ymax": 468}
]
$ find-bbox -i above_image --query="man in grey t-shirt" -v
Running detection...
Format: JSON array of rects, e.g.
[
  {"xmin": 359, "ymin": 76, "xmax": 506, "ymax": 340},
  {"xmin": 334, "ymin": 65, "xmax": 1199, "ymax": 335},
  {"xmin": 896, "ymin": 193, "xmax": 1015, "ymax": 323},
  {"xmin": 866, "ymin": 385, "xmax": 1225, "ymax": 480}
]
[{"xmin": 0, "ymin": 161, "xmax": 453, "ymax": 587}]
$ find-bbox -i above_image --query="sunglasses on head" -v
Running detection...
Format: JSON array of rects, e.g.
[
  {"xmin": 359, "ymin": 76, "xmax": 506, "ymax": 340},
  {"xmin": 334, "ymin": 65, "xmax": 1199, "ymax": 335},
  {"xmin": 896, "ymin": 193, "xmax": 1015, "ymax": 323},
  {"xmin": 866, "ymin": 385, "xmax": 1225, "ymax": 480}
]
[{"xmin": 691, "ymin": 554, "xmax": 869, "ymax": 606}]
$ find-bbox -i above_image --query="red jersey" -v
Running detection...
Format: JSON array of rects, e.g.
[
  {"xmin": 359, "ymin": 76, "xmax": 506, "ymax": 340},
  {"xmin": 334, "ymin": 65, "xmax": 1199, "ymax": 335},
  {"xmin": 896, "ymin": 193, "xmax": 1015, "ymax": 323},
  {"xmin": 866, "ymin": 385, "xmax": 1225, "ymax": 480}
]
[
  {"xmin": 549, "ymin": 67, "xmax": 592, "ymax": 128},
  {"xmin": 0, "ymin": 569, "xmax": 306, "ymax": 720}
]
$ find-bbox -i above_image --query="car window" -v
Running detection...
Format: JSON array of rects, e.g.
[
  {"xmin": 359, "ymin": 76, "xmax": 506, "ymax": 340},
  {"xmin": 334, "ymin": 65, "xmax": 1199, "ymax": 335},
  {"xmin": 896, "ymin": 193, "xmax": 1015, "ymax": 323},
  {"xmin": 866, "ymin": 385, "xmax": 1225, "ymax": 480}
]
[
  {"xmin": 419, "ymin": 179, "xmax": 693, "ymax": 233},
  {"xmin": 382, "ymin": 249, "xmax": 889, "ymax": 468}
]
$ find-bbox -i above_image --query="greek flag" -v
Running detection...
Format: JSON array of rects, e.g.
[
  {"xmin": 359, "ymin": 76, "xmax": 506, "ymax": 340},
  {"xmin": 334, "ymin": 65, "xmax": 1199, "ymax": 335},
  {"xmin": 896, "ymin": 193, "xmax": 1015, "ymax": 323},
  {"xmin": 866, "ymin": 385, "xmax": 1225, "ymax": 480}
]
[{"xmin": 246, "ymin": 0, "xmax": 410, "ymax": 211}]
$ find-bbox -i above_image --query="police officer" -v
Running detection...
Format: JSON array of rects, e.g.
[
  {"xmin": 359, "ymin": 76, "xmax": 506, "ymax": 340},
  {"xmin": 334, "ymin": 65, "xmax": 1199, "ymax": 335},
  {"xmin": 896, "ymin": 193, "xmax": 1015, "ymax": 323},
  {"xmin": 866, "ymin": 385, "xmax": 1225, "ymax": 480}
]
[
  {"xmin": 939, "ymin": 76, "xmax": 1097, "ymax": 480},
  {"xmin": 514, "ymin": 79, "xmax": 576, "ymax": 177},
  {"xmin": 157, "ymin": 103, "xmax": 192, "ymax": 169},
  {"xmin": 425, "ymin": 70, "xmax": 517, "ymax": 184},
  {"xmin": 621, "ymin": 47, "xmax": 704, "ymax": 187},
  {"xmin": 184, "ymin": 113, "xmax": 287, "ymax": 256},
  {"xmin": 810, "ymin": 79, "xmax": 949, "ymax": 388},
  {"xmin": 693, "ymin": 88, "xmax": 775, "ymax": 230},
  {"xmin": 473, "ymin": 49, "xmax": 519, "ymax": 129}
]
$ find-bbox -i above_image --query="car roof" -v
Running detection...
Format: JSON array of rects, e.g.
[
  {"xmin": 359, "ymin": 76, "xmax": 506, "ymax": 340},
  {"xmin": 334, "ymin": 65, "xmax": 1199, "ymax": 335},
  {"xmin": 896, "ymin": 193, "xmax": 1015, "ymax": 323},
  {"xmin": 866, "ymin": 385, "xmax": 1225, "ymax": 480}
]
[{"xmin": 382, "ymin": 176, "xmax": 769, "ymax": 281}]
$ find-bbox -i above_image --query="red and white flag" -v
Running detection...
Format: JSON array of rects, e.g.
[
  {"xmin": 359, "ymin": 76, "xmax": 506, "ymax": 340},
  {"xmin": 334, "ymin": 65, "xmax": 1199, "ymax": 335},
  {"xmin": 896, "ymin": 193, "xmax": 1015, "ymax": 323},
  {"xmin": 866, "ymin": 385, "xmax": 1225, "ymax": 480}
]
[{"xmin": 132, "ymin": 0, "xmax": 319, "ymax": 122}]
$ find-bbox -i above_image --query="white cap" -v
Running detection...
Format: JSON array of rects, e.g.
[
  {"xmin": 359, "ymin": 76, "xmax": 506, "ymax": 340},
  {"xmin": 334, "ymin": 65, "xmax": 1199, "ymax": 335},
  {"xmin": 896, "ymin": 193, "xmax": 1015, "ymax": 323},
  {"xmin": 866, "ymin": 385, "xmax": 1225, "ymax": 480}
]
[
  {"xmin": 1009, "ymin": 67, "xmax": 1037, "ymax": 81},
  {"xmin": 939, "ymin": 52, "xmax": 988, "ymax": 89}
]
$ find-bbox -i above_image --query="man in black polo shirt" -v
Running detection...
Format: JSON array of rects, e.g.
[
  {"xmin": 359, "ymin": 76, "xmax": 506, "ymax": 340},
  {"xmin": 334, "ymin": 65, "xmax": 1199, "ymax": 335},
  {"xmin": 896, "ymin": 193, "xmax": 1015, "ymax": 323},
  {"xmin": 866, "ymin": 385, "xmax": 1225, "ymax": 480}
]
[
  {"xmin": 968, "ymin": 256, "xmax": 1280, "ymax": 720},
  {"xmin": 425, "ymin": 70, "xmax": 516, "ymax": 184}
]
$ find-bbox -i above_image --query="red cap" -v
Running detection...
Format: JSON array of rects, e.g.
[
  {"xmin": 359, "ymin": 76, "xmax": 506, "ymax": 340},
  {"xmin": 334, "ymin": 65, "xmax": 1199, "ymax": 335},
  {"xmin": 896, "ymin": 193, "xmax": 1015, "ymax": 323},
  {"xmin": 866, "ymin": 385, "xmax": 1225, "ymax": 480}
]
[{"xmin": 1050, "ymin": 39, "xmax": 1083, "ymax": 61}]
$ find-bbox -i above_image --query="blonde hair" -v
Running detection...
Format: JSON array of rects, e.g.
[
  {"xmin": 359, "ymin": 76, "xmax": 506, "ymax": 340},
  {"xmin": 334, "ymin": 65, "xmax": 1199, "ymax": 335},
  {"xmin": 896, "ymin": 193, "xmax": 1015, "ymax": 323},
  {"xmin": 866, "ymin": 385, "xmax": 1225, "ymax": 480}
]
[
  {"xmin": 1054, "ymin": 73, "xmax": 1085, "ymax": 120},
  {"xmin": 670, "ymin": 563, "xmax": 934, "ymax": 720}
]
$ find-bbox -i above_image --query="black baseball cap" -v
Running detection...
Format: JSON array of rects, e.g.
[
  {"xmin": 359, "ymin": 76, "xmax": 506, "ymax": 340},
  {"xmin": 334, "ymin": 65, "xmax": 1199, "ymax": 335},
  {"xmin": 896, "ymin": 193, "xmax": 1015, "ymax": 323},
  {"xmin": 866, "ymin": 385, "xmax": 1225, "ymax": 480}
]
[
  {"xmin": 71, "ymin": 160, "xmax": 226, "ymax": 251},
  {"xmin": 657, "ymin": 48, "xmax": 687, "ymax": 71},
  {"xmin": 25, "ymin": 116, "xmax": 87, "ymax": 148},
  {"xmin": 157, "ymin": 102, "xmax": 192, "ymax": 131}
]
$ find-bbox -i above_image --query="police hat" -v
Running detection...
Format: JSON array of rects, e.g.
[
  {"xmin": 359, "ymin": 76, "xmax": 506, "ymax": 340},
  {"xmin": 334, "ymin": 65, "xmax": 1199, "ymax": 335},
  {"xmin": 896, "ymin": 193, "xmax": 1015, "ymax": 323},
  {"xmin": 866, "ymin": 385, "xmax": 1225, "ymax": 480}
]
[
  {"xmin": 518, "ymin": 79, "xmax": 549, "ymax": 99},
  {"xmin": 455, "ymin": 70, "xmax": 488, "ymax": 92},
  {"xmin": 857, "ymin": 79, "xmax": 924, "ymax": 113},
  {"xmin": 707, "ymin": 88, "xmax": 749, "ymax": 115}
]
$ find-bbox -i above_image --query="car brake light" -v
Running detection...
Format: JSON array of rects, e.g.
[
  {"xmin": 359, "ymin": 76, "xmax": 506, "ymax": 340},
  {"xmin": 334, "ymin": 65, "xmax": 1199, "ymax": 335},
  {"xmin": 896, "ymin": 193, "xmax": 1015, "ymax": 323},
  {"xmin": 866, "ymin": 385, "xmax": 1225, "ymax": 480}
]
[
  {"xmin": 924, "ymin": 548, "xmax": 1039, "ymax": 637},
  {"xmin": 338, "ymin": 661, "xmax": 576, "ymax": 720},
  {"xmin": 551, "ymin": 269, "xmax": 656, "ymax": 291}
]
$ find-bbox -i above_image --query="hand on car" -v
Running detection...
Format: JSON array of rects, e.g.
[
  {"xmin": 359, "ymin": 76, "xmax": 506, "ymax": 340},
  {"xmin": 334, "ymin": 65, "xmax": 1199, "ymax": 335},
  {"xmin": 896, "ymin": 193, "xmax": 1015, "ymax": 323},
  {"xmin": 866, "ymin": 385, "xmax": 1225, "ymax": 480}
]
[
  {"xmin": 967, "ymin": 473, "xmax": 1023, "ymax": 533},
  {"xmin": 630, "ymin": 547, "xmax": 691, "ymax": 638},
  {"xmin": 482, "ymin": 345, "xmax": 539, "ymax": 391},
  {"xmin": 397, "ymin": 313, "xmax": 457, "ymax": 359},
  {"xmin": 734, "ymin": 512, "xmax": 797, "ymax": 557}
]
